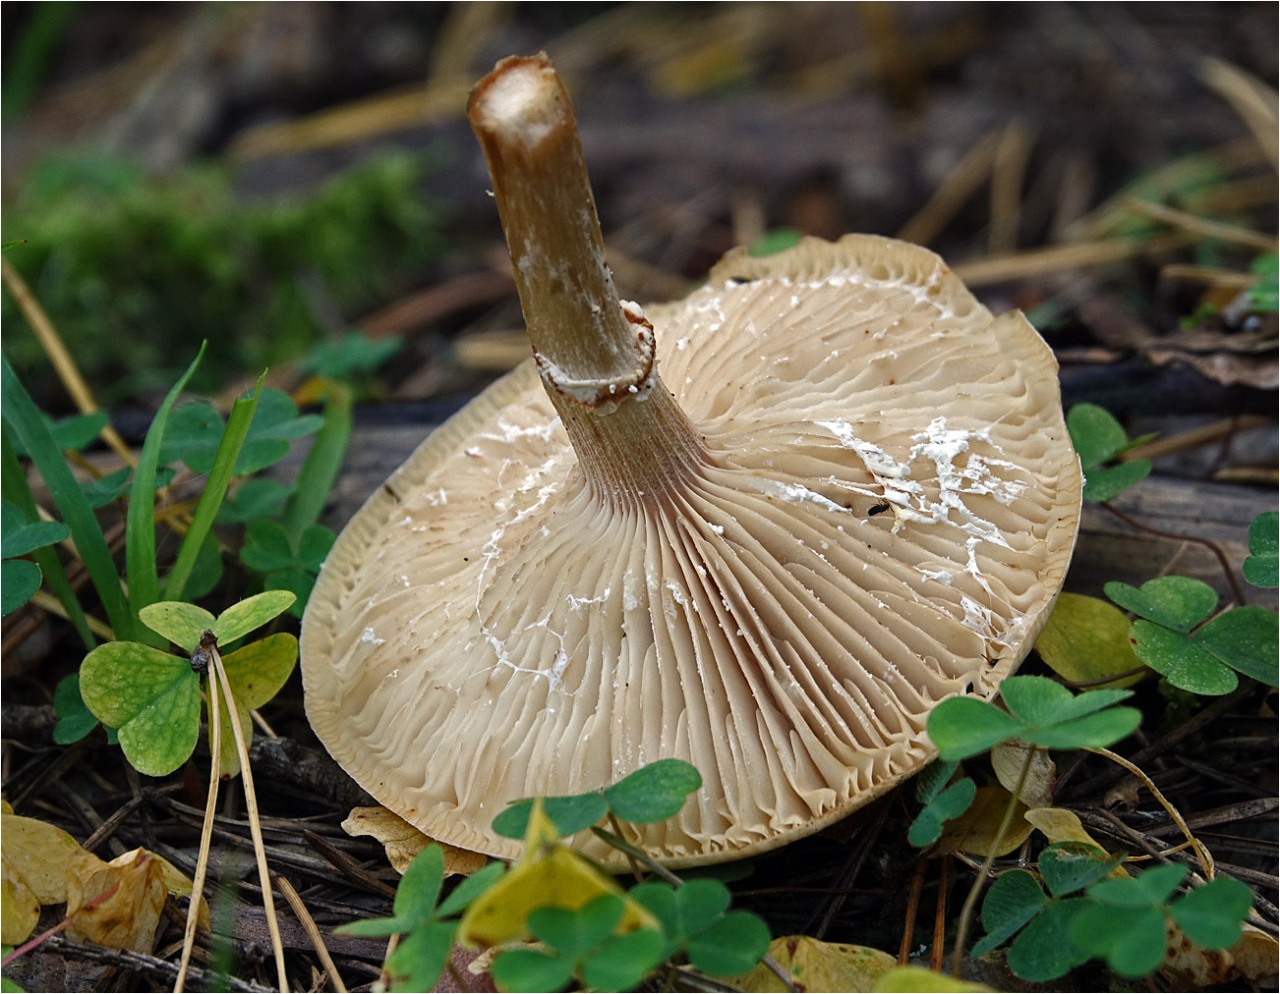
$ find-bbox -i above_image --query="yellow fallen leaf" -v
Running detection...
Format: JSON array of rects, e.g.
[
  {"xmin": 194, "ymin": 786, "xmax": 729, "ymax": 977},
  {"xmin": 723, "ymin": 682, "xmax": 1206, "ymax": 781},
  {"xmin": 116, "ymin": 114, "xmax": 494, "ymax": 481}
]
[
  {"xmin": 990, "ymin": 741, "xmax": 1056, "ymax": 809},
  {"xmin": 0, "ymin": 811, "xmax": 85, "ymax": 904},
  {"xmin": 456, "ymin": 800, "xmax": 657, "ymax": 948},
  {"xmin": 932, "ymin": 787, "xmax": 1031, "ymax": 858},
  {"xmin": 730, "ymin": 935, "xmax": 897, "ymax": 992},
  {"xmin": 342, "ymin": 806, "xmax": 486, "ymax": 876},
  {"xmin": 1034, "ymin": 593, "xmax": 1145, "ymax": 688},
  {"xmin": 1024, "ymin": 807, "xmax": 1129, "ymax": 879},
  {"xmin": 1, "ymin": 855, "xmax": 41, "ymax": 946},
  {"xmin": 1024, "ymin": 806, "xmax": 1104, "ymax": 846},
  {"xmin": 874, "ymin": 965, "xmax": 995, "ymax": 991}
]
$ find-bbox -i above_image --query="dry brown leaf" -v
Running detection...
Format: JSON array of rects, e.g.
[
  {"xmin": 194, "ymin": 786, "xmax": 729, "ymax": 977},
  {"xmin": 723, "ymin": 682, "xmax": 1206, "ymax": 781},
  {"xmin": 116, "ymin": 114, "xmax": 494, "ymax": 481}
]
[
  {"xmin": 932, "ymin": 786, "xmax": 1031, "ymax": 858},
  {"xmin": 342, "ymin": 806, "xmax": 487, "ymax": 876},
  {"xmin": 1162, "ymin": 921, "xmax": 1280, "ymax": 987},
  {"xmin": 990, "ymin": 741, "xmax": 1056, "ymax": 809},
  {"xmin": 1223, "ymin": 926, "xmax": 1280, "ymax": 985},
  {"xmin": 65, "ymin": 849, "xmax": 166, "ymax": 951},
  {"xmin": 729, "ymin": 935, "xmax": 897, "ymax": 992},
  {"xmin": 64, "ymin": 847, "xmax": 206, "ymax": 952},
  {"xmin": 1146, "ymin": 345, "xmax": 1279, "ymax": 389}
]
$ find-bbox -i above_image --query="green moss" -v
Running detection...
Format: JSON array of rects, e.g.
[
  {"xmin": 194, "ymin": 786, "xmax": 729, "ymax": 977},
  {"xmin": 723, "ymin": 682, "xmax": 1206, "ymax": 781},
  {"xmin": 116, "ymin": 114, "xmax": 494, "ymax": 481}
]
[{"xmin": 2, "ymin": 152, "xmax": 443, "ymax": 397}]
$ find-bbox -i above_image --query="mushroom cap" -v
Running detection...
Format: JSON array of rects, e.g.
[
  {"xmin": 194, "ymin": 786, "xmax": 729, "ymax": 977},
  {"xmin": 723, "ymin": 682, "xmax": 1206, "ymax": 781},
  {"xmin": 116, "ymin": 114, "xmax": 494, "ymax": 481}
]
[{"xmin": 301, "ymin": 234, "xmax": 1083, "ymax": 867}]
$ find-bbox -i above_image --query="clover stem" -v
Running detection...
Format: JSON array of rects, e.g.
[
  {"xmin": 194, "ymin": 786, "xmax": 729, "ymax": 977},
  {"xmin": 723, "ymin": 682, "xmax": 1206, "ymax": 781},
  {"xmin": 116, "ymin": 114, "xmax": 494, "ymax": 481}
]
[
  {"xmin": 1090, "ymin": 746, "xmax": 1214, "ymax": 879},
  {"xmin": 950, "ymin": 746, "xmax": 1035, "ymax": 977},
  {"xmin": 210, "ymin": 648, "xmax": 291, "ymax": 992},
  {"xmin": 468, "ymin": 55, "xmax": 708, "ymax": 505}
]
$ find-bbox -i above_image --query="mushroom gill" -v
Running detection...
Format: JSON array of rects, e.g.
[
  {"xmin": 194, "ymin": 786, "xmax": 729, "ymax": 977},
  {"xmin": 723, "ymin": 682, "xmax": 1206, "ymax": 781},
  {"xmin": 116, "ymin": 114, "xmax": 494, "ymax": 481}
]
[{"xmin": 302, "ymin": 227, "xmax": 1081, "ymax": 866}]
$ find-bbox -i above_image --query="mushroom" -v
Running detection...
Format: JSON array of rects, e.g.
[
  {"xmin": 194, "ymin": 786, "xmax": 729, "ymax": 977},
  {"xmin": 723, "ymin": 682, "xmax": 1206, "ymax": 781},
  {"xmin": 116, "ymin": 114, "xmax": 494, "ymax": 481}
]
[{"xmin": 300, "ymin": 55, "xmax": 1082, "ymax": 868}]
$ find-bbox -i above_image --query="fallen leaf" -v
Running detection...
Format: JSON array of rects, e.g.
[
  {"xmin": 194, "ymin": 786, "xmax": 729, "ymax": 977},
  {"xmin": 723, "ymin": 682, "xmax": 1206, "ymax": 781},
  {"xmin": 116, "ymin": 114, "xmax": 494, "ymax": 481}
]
[
  {"xmin": 932, "ymin": 787, "xmax": 1031, "ymax": 858},
  {"xmin": 990, "ymin": 741, "xmax": 1056, "ymax": 809},
  {"xmin": 1161, "ymin": 919, "xmax": 1280, "ymax": 987},
  {"xmin": 456, "ymin": 801, "xmax": 656, "ymax": 948},
  {"xmin": 0, "ymin": 812, "xmax": 84, "ymax": 904},
  {"xmin": 64, "ymin": 847, "xmax": 206, "ymax": 952},
  {"xmin": 342, "ymin": 806, "xmax": 486, "ymax": 876},
  {"xmin": 874, "ymin": 965, "xmax": 995, "ymax": 991},
  {"xmin": 1, "ymin": 856, "xmax": 41, "ymax": 946},
  {"xmin": 1224, "ymin": 926, "xmax": 1280, "ymax": 985},
  {"xmin": 1024, "ymin": 807, "xmax": 1129, "ymax": 879},
  {"xmin": 1034, "ymin": 593, "xmax": 1145, "ymax": 688},
  {"xmin": 730, "ymin": 935, "xmax": 897, "ymax": 992},
  {"xmin": 65, "ymin": 849, "xmax": 167, "ymax": 951}
]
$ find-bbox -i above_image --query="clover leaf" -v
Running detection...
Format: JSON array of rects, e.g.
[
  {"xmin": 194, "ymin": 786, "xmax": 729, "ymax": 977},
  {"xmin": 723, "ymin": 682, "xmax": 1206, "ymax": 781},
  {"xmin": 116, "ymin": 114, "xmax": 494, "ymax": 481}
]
[
  {"xmin": 78, "ymin": 591, "xmax": 297, "ymax": 777},
  {"xmin": 1244, "ymin": 511, "xmax": 1277, "ymax": 588},
  {"xmin": 909, "ymin": 779, "xmax": 977, "ymax": 848},
  {"xmin": 928, "ymin": 676, "xmax": 1140, "ymax": 762},
  {"xmin": 1067, "ymin": 403, "xmax": 1152, "ymax": 503},
  {"xmin": 159, "ymin": 388, "xmax": 322, "ymax": 476},
  {"xmin": 630, "ymin": 877, "xmax": 769, "ymax": 976},
  {"xmin": 239, "ymin": 520, "xmax": 336, "ymax": 617},
  {"xmin": 339, "ymin": 845, "xmax": 505, "ymax": 994},
  {"xmin": 491, "ymin": 894, "xmax": 667, "ymax": 994},
  {"xmin": 7, "ymin": 411, "xmax": 108, "ymax": 458},
  {"xmin": 1106, "ymin": 578, "xmax": 1279, "ymax": 693},
  {"xmin": 975, "ymin": 846, "xmax": 1254, "ymax": 983},
  {"xmin": 1, "ymin": 499, "xmax": 71, "ymax": 615},
  {"xmin": 492, "ymin": 758, "xmax": 702, "ymax": 840},
  {"xmin": 297, "ymin": 331, "xmax": 403, "ymax": 380}
]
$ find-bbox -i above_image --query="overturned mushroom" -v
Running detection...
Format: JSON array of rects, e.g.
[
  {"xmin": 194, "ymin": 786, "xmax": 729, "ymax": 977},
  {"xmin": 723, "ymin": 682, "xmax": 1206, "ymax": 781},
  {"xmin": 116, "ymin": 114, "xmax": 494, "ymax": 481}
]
[{"xmin": 301, "ymin": 55, "xmax": 1082, "ymax": 868}]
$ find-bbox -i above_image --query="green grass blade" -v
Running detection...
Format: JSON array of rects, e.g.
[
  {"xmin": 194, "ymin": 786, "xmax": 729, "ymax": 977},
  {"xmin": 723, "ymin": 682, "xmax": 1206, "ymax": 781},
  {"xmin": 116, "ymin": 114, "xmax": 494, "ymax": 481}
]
[
  {"xmin": 2, "ymin": 357, "xmax": 134, "ymax": 641},
  {"xmin": 2, "ymin": 426, "xmax": 95, "ymax": 648},
  {"xmin": 278, "ymin": 380, "xmax": 351, "ymax": 545},
  {"xmin": 164, "ymin": 375, "xmax": 263, "ymax": 601},
  {"xmin": 127, "ymin": 342, "xmax": 206, "ymax": 641}
]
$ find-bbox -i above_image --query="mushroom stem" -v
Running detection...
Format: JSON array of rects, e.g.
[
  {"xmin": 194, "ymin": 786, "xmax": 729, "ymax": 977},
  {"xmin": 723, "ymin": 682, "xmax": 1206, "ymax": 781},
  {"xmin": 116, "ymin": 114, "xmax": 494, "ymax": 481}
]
[{"xmin": 469, "ymin": 54, "xmax": 707, "ymax": 502}]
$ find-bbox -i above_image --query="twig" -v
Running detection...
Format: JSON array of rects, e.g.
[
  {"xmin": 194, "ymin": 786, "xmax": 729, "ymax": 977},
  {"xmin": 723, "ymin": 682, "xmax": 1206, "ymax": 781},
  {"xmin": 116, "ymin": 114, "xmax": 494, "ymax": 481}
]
[
  {"xmin": 301, "ymin": 830, "xmax": 398, "ymax": 899},
  {"xmin": 989, "ymin": 120, "xmax": 1035, "ymax": 255},
  {"xmin": 1122, "ymin": 197, "xmax": 1278, "ymax": 251},
  {"xmin": 1063, "ymin": 684, "xmax": 1254, "ymax": 797},
  {"xmin": 276, "ymin": 875, "xmax": 348, "ymax": 993},
  {"xmin": 896, "ymin": 130, "xmax": 1001, "ymax": 246},
  {"xmin": 897, "ymin": 858, "xmax": 926, "ymax": 964},
  {"xmin": 25, "ymin": 590, "xmax": 115, "ymax": 641},
  {"xmin": 40, "ymin": 934, "xmax": 274, "ymax": 993},
  {"xmin": 1100, "ymin": 500, "xmax": 1247, "ymax": 607},
  {"xmin": 931, "ymin": 857, "xmax": 949, "ymax": 972},
  {"xmin": 950, "ymin": 233, "xmax": 1188, "ymax": 286},
  {"xmin": 588, "ymin": 826, "xmax": 682, "ymax": 886}
]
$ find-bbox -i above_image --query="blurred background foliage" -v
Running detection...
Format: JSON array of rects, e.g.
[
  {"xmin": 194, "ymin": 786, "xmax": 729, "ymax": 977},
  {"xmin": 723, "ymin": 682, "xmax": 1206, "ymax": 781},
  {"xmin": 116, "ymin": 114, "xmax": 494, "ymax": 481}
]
[
  {"xmin": 2, "ymin": 2, "xmax": 1276, "ymax": 417},
  {"xmin": 2, "ymin": 151, "xmax": 442, "ymax": 399}
]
